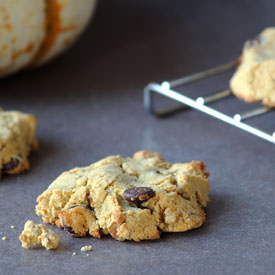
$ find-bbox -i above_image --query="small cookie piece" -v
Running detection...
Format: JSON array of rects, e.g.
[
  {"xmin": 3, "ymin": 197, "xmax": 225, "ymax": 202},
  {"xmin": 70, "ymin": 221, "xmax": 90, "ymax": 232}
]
[
  {"xmin": 230, "ymin": 27, "xmax": 275, "ymax": 106},
  {"xmin": 0, "ymin": 109, "xmax": 38, "ymax": 177},
  {"xmin": 36, "ymin": 150, "xmax": 210, "ymax": 242},
  {"xmin": 80, "ymin": 245, "xmax": 93, "ymax": 252},
  {"xmin": 19, "ymin": 220, "xmax": 60, "ymax": 250}
]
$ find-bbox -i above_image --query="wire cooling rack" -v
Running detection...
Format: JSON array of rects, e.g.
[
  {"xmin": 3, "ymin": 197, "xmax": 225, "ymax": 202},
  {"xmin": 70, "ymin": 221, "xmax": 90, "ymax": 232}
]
[{"xmin": 143, "ymin": 60, "xmax": 275, "ymax": 144}]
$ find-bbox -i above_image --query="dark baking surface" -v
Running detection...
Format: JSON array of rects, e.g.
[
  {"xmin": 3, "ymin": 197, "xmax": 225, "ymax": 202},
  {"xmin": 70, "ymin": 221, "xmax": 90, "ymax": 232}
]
[{"xmin": 0, "ymin": 0, "xmax": 275, "ymax": 274}]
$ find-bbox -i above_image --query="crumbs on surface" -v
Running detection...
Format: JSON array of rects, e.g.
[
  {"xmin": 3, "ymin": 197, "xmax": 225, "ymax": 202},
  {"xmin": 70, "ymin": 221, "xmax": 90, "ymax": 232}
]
[
  {"xmin": 10, "ymin": 225, "xmax": 16, "ymax": 229},
  {"xmin": 2, "ymin": 236, "xmax": 7, "ymax": 241},
  {"xmin": 80, "ymin": 245, "xmax": 93, "ymax": 252}
]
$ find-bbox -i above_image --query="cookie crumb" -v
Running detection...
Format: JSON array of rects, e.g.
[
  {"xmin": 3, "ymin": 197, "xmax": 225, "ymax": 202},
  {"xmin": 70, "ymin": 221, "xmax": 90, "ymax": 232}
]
[
  {"xmin": 2, "ymin": 236, "xmax": 7, "ymax": 241},
  {"xmin": 19, "ymin": 220, "xmax": 60, "ymax": 250},
  {"xmin": 80, "ymin": 245, "xmax": 93, "ymax": 252},
  {"xmin": 72, "ymin": 252, "xmax": 76, "ymax": 256},
  {"xmin": 10, "ymin": 225, "xmax": 16, "ymax": 229},
  {"xmin": 86, "ymin": 254, "xmax": 89, "ymax": 256}
]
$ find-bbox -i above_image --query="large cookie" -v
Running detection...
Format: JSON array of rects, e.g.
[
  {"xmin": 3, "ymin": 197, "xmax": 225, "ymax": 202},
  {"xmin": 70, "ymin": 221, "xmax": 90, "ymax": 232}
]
[
  {"xmin": 0, "ymin": 109, "xmax": 37, "ymax": 177},
  {"xmin": 36, "ymin": 151, "xmax": 210, "ymax": 242},
  {"xmin": 230, "ymin": 27, "xmax": 275, "ymax": 106}
]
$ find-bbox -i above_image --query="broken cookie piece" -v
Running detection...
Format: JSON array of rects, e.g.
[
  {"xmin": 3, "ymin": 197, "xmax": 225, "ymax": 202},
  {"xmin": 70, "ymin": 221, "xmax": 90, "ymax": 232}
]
[
  {"xmin": 35, "ymin": 150, "xmax": 210, "ymax": 242},
  {"xmin": 0, "ymin": 109, "xmax": 38, "ymax": 177},
  {"xmin": 230, "ymin": 27, "xmax": 275, "ymax": 106},
  {"xmin": 19, "ymin": 220, "xmax": 60, "ymax": 250},
  {"xmin": 59, "ymin": 204, "xmax": 100, "ymax": 238}
]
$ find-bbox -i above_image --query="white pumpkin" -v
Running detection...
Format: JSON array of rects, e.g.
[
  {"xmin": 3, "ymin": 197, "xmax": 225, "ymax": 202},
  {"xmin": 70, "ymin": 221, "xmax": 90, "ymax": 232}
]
[{"xmin": 0, "ymin": 0, "xmax": 97, "ymax": 77}]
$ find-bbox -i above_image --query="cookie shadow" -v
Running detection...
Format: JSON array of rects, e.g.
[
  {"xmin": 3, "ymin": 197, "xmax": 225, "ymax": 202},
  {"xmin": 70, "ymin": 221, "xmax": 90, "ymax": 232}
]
[
  {"xmin": 96, "ymin": 192, "xmax": 230, "ymax": 245},
  {"xmin": 161, "ymin": 192, "xmax": 229, "ymax": 241}
]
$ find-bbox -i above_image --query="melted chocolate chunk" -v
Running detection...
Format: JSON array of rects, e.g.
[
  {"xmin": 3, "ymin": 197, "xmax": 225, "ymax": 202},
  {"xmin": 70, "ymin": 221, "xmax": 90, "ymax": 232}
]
[
  {"xmin": 61, "ymin": 217, "xmax": 78, "ymax": 236},
  {"xmin": 123, "ymin": 187, "xmax": 155, "ymax": 205},
  {"xmin": 88, "ymin": 205, "xmax": 95, "ymax": 212},
  {"xmin": 2, "ymin": 158, "xmax": 20, "ymax": 172},
  {"xmin": 67, "ymin": 204, "xmax": 84, "ymax": 210},
  {"xmin": 67, "ymin": 204, "xmax": 94, "ymax": 212}
]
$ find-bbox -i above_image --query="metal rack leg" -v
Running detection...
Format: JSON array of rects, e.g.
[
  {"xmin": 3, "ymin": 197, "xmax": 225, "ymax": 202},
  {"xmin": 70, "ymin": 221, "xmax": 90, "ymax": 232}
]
[
  {"xmin": 144, "ymin": 84, "xmax": 190, "ymax": 117},
  {"xmin": 143, "ymin": 83, "xmax": 275, "ymax": 144}
]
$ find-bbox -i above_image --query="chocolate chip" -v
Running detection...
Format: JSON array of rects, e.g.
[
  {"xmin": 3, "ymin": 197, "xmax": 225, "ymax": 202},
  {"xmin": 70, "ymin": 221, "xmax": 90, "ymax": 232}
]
[
  {"xmin": 88, "ymin": 205, "xmax": 95, "ymax": 212},
  {"xmin": 67, "ymin": 205, "xmax": 80, "ymax": 210},
  {"xmin": 156, "ymin": 170, "xmax": 161, "ymax": 174},
  {"xmin": 123, "ymin": 187, "xmax": 155, "ymax": 205},
  {"xmin": 61, "ymin": 218, "xmax": 78, "ymax": 237},
  {"xmin": 67, "ymin": 204, "xmax": 95, "ymax": 212},
  {"xmin": 67, "ymin": 204, "xmax": 84, "ymax": 210},
  {"xmin": 2, "ymin": 158, "xmax": 20, "ymax": 172}
]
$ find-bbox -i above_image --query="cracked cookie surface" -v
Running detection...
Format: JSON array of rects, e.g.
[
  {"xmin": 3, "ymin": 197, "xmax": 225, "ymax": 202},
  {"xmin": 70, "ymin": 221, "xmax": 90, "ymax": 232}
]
[
  {"xmin": 0, "ymin": 109, "xmax": 37, "ymax": 177},
  {"xmin": 36, "ymin": 150, "xmax": 210, "ymax": 242},
  {"xmin": 230, "ymin": 27, "xmax": 275, "ymax": 106}
]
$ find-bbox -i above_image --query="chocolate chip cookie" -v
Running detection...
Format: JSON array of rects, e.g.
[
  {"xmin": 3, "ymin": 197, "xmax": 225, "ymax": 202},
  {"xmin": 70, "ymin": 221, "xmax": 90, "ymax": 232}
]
[
  {"xmin": 0, "ymin": 109, "xmax": 38, "ymax": 177},
  {"xmin": 36, "ymin": 151, "xmax": 210, "ymax": 242},
  {"xmin": 230, "ymin": 27, "xmax": 275, "ymax": 106}
]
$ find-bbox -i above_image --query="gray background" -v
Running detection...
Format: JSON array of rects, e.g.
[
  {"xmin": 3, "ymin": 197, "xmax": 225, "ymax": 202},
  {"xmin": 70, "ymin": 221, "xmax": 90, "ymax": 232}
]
[{"xmin": 0, "ymin": 0, "xmax": 274, "ymax": 274}]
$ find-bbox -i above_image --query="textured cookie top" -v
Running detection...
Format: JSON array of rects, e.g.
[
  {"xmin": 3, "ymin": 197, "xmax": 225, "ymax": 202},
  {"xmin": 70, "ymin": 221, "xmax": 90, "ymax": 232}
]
[
  {"xmin": 36, "ymin": 151, "xmax": 210, "ymax": 241},
  {"xmin": 0, "ymin": 109, "xmax": 37, "ymax": 175},
  {"xmin": 230, "ymin": 27, "xmax": 275, "ymax": 106},
  {"xmin": 0, "ymin": 110, "xmax": 36, "ymax": 140}
]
